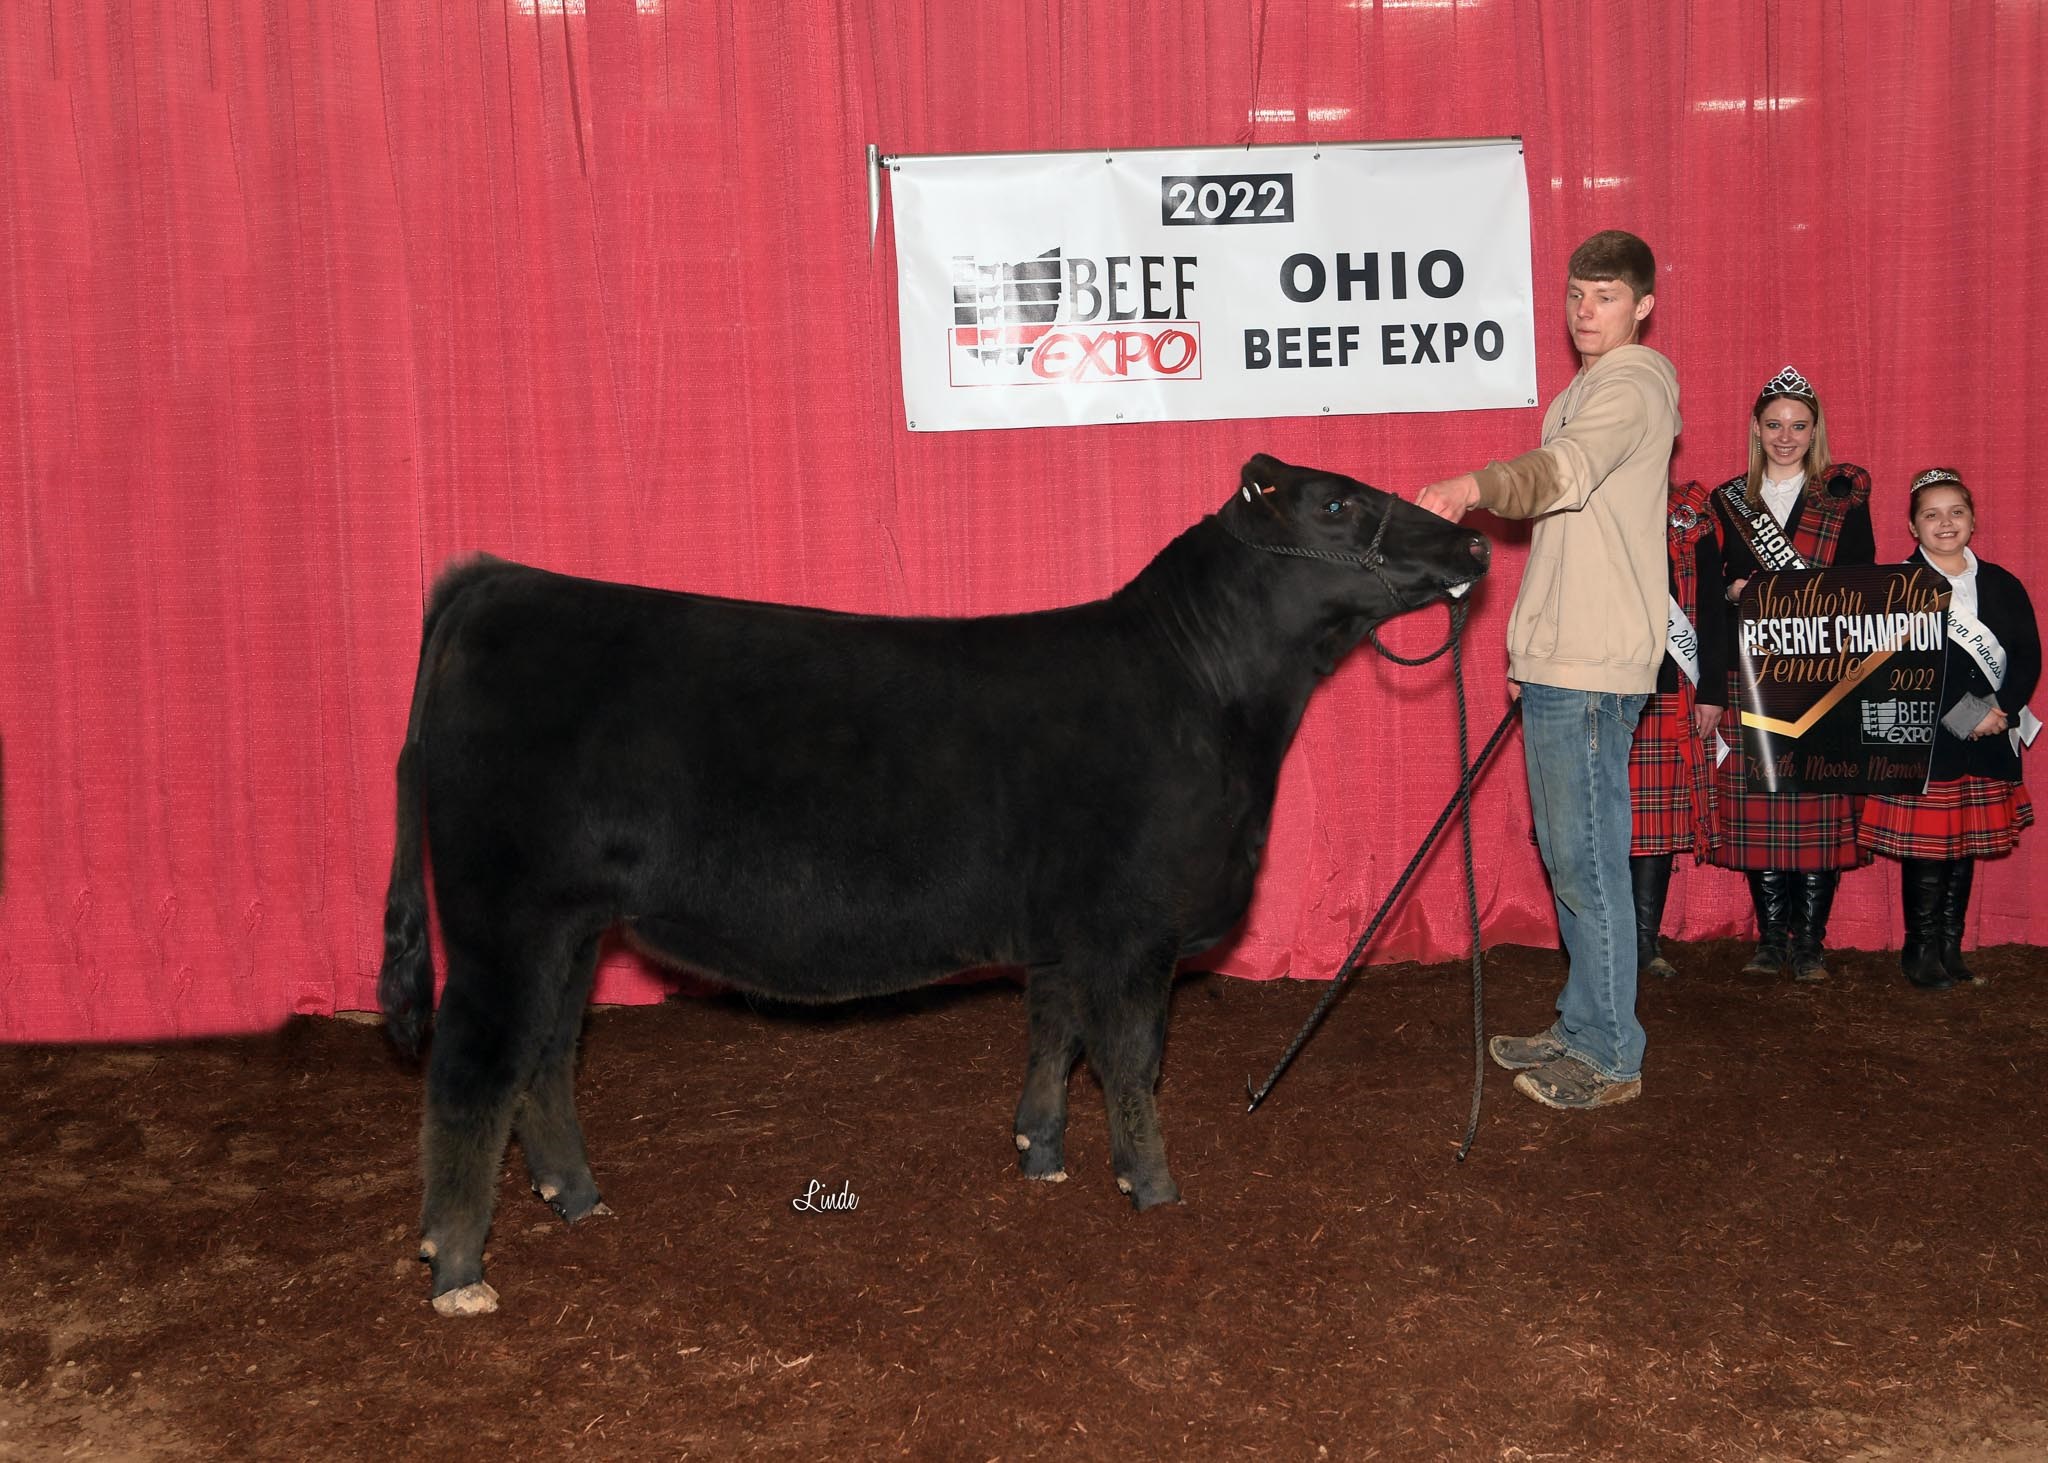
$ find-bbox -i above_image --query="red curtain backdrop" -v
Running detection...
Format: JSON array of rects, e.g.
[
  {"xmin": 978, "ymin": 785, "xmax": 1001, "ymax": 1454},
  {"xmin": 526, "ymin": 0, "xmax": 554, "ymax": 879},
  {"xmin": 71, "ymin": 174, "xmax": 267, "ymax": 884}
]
[{"xmin": 2, "ymin": 1, "xmax": 2042, "ymax": 1040}]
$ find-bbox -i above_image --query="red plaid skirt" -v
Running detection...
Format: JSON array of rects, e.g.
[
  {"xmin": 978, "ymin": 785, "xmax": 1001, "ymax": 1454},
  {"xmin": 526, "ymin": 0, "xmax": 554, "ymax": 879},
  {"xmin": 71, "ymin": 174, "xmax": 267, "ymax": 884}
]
[
  {"xmin": 1711, "ymin": 762, "xmax": 1868, "ymax": 871},
  {"xmin": 1710, "ymin": 665, "xmax": 1869, "ymax": 871},
  {"xmin": 1859, "ymin": 777, "xmax": 2035, "ymax": 860},
  {"xmin": 1628, "ymin": 690, "xmax": 1717, "ymax": 857}
]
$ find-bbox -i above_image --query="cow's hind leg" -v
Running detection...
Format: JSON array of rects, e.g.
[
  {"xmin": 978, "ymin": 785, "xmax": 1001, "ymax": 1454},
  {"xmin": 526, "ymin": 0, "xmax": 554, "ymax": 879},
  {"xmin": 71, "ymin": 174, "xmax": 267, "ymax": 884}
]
[
  {"xmin": 1014, "ymin": 967, "xmax": 1083, "ymax": 1181},
  {"xmin": 417, "ymin": 922, "xmax": 579, "ymax": 1316},
  {"xmin": 1077, "ymin": 940, "xmax": 1182, "ymax": 1211},
  {"xmin": 515, "ymin": 934, "xmax": 611, "ymax": 1224}
]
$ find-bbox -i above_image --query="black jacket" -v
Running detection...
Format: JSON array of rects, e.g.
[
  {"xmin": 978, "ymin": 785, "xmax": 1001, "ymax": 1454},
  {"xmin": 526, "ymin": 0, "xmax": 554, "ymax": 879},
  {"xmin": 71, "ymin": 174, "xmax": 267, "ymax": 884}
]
[
  {"xmin": 1912, "ymin": 549, "xmax": 2041, "ymax": 784},
  {"xmin": 1714, "ymin": 476, "xmax": 1877, "ymax": 584}
]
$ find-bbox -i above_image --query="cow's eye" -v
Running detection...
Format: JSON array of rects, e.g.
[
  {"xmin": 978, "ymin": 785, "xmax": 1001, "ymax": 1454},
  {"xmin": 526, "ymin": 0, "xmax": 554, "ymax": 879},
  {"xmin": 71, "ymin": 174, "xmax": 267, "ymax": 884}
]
[{"xmin": 1322, "ymin": 499, "xmax": 1347, "ymax": 516}]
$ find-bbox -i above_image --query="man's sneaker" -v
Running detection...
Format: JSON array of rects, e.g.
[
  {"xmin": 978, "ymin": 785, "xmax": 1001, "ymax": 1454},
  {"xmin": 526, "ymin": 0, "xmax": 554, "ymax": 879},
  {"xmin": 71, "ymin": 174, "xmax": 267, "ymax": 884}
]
[
  {"xmin": 1512, "ymin": 1056, "xmax": 1642, "ymax": 1110},
  {"xmin": 1488, "ymin": 1031, "xmax": 1567, "ymax": 1072}
]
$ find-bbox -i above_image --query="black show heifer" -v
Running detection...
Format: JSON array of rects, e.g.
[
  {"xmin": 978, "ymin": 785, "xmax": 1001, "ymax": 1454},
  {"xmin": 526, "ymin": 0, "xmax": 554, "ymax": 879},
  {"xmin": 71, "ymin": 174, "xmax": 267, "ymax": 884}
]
[{"xmin": 378, "ymin": 454, "xmax": 1488, "ymax": 1315}]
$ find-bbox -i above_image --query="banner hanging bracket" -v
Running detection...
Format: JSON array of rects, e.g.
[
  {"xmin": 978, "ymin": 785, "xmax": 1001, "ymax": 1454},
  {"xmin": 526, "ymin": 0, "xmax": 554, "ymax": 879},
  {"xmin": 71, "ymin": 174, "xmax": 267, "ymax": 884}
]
[{"xmin": 867, "ymin": 144, "xmax": 881, "ymax": 253}]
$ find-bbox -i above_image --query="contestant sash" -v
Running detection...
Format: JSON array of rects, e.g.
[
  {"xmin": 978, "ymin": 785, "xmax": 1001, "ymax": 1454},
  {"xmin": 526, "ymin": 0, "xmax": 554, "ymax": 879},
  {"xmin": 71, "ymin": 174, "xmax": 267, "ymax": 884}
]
[
  {"xmin": 1947, "ymin": 600, "xmax": 2044, "ymax": 751},
  {"xmin": 1667, "ymin": 594, "xmax": 1731, "ymax": 764},
  {"xmin": 1718, "ymin": 480, "xmax": 1807, "ymax": 572}
]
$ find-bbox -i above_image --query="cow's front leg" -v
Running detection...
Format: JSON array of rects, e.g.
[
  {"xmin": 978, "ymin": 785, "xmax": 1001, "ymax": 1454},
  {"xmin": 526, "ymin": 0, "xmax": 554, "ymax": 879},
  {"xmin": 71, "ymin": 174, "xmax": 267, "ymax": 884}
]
[
  {"xmin": 1079, "ymin": 942, "xmax": 1181, "ymax": 1210},
  {"xmin": 1014, "ymin": 968, "xmax": 1083, "ymax": 1182},
  {"xmin": 1105, "ymin": 1081, "xmax": 1178, "ymax": 1210}
]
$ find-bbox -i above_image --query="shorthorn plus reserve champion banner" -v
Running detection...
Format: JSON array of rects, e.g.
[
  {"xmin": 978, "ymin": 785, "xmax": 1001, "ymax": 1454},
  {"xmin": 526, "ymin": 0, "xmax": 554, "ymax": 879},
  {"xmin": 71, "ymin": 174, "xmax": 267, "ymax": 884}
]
[
  {"xmin": 883, "ymin": 139, "xmax": 1537, "ymax": 432},
  {"xmin": 1735, "ymin": 564, "xmax": 1949, "ymax": 794}
]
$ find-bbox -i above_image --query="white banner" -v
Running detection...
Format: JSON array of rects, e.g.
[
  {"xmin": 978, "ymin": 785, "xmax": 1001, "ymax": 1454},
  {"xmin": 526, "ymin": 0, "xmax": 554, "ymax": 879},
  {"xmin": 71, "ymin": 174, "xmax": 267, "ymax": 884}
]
[{"xmin": 885, "ymin": 140, "xmax": 1537, "ymax": 432}]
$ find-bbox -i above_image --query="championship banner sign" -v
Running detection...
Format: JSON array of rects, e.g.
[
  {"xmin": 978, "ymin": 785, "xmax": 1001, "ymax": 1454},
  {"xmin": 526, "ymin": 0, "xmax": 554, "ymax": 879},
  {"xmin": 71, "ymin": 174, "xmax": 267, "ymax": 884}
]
[
  {"xmin": 1735, "ymin": 565, "xmax": 1949, "ymax": 794},
  {"xmin": 883, "ymin": 140, "xmax": 1537, "ymax": 432}
]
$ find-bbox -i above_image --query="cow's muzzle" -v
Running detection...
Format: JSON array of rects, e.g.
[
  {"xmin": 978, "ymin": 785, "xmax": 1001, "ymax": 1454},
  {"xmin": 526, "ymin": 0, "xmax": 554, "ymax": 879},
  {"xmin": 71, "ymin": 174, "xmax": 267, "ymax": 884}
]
[{"xmin": 1444, "ymin": 534, "xmax": 1489, "ymax": 598}]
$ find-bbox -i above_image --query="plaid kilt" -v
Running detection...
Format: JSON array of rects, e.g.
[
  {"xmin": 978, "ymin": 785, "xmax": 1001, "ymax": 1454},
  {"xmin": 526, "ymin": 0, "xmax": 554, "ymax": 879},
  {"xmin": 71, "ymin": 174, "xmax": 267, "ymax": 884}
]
[
  {"xmin": 1629, "ymin": 689, "xmax": 1716, "ymax": 857},
  {"xmin": 1859, "ymin": 777, "xmax": 2035, "ymax": 860},
  {"xmin": 1711, "ymin": 758, "xmax": 1869, "ymax": 871},
  {"xmin": 1709, "ymin": 660, "xmax": 1870, "ymax": 871}
]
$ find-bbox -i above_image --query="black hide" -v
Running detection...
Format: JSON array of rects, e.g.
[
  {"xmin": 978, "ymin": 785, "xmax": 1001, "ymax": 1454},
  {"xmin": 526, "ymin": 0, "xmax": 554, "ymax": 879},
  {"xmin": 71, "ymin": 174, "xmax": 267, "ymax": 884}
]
[{"xmin": 378, "ymin": 453, "xmax": 1488, "ymax": 1312}]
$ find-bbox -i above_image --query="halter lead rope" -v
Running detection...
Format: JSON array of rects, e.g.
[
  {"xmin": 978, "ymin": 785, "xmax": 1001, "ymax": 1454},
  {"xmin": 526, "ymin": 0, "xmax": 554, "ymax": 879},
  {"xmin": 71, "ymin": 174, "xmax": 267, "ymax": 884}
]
[{"xmin": 1224, "ymin": 510, "xmax": 1513, "ymax": 1162}]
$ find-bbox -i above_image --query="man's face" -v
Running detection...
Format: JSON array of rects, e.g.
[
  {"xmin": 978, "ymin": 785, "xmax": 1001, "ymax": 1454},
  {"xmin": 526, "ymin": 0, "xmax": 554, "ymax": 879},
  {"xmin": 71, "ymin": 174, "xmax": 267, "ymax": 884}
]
[{"xmin": 1565, "ymin": 276, "xmax": 1652, "ymax": 364}]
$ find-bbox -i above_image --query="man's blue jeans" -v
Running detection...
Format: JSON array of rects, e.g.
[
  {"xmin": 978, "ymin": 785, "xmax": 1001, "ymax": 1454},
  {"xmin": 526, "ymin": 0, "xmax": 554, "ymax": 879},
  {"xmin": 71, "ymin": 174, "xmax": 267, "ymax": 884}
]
[{"xmin": 1517, "ymin": 682, "xmax": 1648, "ymax": 1081}]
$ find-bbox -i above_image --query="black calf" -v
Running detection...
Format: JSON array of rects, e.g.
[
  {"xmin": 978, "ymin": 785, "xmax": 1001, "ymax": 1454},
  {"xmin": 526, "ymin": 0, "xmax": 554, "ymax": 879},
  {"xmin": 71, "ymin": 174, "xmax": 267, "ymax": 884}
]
[{"xmin": 378, "ymin": 454, "xmax": 1488, "ymax": 1313}]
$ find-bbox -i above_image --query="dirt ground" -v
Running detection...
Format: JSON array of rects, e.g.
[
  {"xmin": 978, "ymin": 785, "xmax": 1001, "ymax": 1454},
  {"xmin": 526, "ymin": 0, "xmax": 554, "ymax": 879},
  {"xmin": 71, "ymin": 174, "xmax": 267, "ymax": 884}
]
[{"xmin": 3, "ymin": 939, "xmax": 2046, "ymax": 1461}]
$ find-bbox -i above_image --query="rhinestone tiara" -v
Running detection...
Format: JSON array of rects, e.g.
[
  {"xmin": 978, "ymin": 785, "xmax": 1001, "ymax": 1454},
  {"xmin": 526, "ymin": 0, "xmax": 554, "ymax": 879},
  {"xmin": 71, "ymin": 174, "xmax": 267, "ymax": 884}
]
[
  {"xmin": 1909, "ymin": 467, "xmax": 1966, "ymax": 493},
  {"xmin": 1756, "ymin": 364, "xmax": 1818, "ymax": 406}
]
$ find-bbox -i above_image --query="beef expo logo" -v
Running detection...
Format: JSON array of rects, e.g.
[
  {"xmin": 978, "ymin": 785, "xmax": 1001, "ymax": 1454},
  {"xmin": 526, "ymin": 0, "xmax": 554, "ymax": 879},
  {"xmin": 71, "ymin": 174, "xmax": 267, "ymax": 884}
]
[
  {"xmin": 947, "ymin": 247, "xmax": 1201, "ymax": 388},
  {"xmin": 943, "ymin": 172, "xmax": 1510, "ymax": 393}
]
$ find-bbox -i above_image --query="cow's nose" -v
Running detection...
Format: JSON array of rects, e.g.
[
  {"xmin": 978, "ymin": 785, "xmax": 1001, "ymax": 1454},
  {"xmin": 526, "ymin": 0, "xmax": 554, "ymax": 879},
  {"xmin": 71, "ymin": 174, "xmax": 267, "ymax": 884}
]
[{"xmin": 1467, "ymin": 535, "xmax": 1490, "ymax": 566}]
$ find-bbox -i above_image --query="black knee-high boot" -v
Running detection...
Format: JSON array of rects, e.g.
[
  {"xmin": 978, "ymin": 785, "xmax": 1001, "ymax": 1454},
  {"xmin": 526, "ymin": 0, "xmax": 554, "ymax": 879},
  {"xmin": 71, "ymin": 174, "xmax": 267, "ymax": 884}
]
[
  {"xmin": 1789, "ymin": 871, "xmax": 1839, "ymax": 983},
  {"xmin": 1631, "ymin": 854, "xmax": 1677, "ymax": 979},
  {"xmin": 1741, "ymin": 871, "xmax": 1793, "ymax": 975},
  {"xmin": 1939, "ymin": 857, "xmax": 1979, "ymax": 985},
  {"xmin": 1899, "ymin": 859, "xmax": 1951, "ymax": 990}
]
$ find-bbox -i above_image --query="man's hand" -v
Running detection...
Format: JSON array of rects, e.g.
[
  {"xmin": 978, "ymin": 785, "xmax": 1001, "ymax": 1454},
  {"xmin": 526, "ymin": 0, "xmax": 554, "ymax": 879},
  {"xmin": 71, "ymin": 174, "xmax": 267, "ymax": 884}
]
[{"xmin": 1417, "ymin": 474, "xmax": 1482, "ymax": 523}]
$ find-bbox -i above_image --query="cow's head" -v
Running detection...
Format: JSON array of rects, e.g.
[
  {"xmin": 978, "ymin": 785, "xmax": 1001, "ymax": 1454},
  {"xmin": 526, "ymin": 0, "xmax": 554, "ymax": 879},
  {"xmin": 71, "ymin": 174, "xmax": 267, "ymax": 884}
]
[{"xmin": 1220, "ymin": 454, "xmax": 1490, "ymax": 628}]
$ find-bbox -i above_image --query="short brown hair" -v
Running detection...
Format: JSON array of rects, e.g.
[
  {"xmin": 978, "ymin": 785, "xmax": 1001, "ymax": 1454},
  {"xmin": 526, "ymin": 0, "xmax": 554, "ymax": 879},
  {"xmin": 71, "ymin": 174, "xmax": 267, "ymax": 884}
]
[{"xmin": 1567, "ymin": 230, "xmax": 1655, "ymax": 301}]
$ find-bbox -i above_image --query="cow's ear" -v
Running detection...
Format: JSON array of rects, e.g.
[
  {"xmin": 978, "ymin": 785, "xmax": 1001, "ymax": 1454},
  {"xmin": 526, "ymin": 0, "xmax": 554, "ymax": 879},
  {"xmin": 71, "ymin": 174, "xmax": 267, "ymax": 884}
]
[
  {"xmin": 1240, "ymin": 454, "xmax": 1290, "ymax": 494},
  {"xmin": 1239, "ymin": 454, "xmax": 1293, "ymax": 510}
]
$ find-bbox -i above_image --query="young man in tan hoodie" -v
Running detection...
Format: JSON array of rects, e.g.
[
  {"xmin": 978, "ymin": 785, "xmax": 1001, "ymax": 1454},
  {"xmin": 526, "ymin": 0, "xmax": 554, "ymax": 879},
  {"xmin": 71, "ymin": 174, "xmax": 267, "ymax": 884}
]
[{"xmin": 1416, "ymin": 229, "xmax": 1680, "ymax": 1110}]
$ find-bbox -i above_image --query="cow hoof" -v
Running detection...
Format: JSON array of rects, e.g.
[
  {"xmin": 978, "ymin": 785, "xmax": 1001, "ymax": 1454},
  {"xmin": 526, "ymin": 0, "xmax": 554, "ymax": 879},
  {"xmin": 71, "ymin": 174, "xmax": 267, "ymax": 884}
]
[
  {"xmin": 1117, "ymin": 1174, "xmax": 1183, "ymax": 1211},
  {"xmin": 1017, "ymin": 1142, "xmax": 1069, "ymax": 1181},
  {"xmin": 535, "ymin": 1181, "xmax": 610, "ymax": 1224},
  {"xmin": 431, "ymin": 1282, "xmax": 501, "ymax": 1317}
]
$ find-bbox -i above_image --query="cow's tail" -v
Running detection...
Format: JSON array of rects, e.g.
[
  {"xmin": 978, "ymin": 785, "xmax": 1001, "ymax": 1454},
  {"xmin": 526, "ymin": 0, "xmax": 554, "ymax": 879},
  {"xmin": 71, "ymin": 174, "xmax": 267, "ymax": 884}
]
[{"xmin": 377, "ymin": 557, "xmax": 498, "ymax": 1056}]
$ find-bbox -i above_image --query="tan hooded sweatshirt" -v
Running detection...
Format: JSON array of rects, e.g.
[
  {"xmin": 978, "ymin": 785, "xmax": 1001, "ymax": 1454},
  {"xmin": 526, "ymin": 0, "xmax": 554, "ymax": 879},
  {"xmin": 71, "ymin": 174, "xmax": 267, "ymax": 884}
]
[{"xmin": 1473, "ymin": 342, "xmax": 1680, "ymax": 694}]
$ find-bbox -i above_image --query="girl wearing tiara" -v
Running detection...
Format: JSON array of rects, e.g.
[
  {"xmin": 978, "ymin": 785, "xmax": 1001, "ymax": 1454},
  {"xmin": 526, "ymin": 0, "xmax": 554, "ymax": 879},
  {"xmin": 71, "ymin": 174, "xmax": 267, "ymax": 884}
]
[
  {"xmin": 1710, "ymin": 365, "xmax": 1875, "ymax": 981},
  {"xmin": 1858, "ymin": 469, "xmax": 2039, "ymax": 988}
]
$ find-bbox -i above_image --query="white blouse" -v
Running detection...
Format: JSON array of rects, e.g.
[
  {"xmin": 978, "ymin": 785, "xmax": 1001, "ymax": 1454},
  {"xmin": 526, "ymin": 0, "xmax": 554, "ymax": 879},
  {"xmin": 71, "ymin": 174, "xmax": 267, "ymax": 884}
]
[
  {"xmin": 1927, "ymin": 546, "xmax": 1980, "ymax": 622},
  {"xmin": 1760, "ymin": 470, "xmax": 1806, "ymax": 528}
]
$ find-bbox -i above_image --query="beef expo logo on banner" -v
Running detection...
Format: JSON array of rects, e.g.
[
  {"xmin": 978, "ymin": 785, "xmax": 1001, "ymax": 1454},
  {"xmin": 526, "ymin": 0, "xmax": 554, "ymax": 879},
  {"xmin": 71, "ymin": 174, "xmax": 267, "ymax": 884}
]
[
  {"xmin": 882, "ymin": 140, "xmax": 1536, "ymax": 431},
  {"xmin": 1735, "ymin": 565, "xmax": 1949, "ymax": 795}
]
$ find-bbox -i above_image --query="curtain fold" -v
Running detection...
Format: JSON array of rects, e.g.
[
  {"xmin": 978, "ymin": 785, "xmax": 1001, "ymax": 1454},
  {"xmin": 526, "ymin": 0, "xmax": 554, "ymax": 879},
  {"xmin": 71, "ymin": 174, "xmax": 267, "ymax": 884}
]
[{"xmin": 3, "ymin": 0, "xmax": 2041, "ymax": 1039}]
